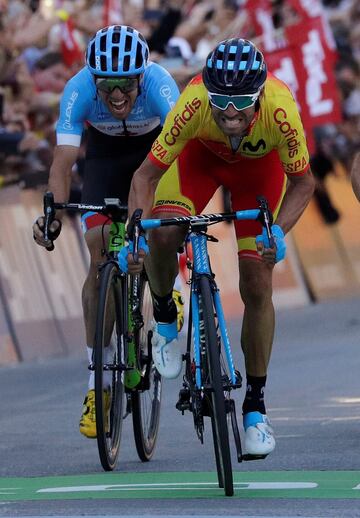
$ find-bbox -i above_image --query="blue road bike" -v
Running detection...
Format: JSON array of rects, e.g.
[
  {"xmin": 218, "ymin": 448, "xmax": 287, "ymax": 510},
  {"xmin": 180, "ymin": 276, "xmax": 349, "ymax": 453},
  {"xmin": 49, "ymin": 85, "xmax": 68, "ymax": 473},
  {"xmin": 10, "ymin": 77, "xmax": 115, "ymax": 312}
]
[{"xmin": 136, "ymin": 197, "xmax": 274, "ymax": 497}]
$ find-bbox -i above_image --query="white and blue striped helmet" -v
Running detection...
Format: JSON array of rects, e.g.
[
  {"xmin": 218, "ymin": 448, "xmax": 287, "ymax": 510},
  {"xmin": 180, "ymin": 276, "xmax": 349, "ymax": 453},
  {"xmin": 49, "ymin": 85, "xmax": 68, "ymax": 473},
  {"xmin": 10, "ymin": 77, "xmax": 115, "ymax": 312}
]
[{"xmin": 86, "ymin": 25, "xmax": 149, "ymax": 76}]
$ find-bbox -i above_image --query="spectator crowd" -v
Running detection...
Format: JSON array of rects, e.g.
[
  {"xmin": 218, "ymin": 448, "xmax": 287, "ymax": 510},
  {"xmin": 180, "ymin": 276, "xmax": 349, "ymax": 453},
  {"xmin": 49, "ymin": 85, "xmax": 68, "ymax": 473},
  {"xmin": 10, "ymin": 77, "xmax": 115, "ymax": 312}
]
[{"xmin": 0, "ymin": 0, "xmax": 359, "ymax": 194}]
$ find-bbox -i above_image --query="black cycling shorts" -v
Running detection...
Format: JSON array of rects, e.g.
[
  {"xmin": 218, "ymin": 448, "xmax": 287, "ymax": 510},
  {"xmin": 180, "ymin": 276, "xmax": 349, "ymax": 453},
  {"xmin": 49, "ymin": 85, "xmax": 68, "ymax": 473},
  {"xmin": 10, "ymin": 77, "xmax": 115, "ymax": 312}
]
[{"xmin": 81, "ymin": 125, "xmax": 161, "ymax": 231}]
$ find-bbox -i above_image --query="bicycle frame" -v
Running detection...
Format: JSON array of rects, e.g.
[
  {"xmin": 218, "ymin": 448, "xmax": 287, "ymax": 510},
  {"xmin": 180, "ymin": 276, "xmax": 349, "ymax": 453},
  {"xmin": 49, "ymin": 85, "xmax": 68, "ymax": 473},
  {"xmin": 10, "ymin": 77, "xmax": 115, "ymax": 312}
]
[
  {"xmin": 43, "ymin": 194, "xmax": 143, "ymax": 390},
  {"xmin": 108, "ymin": 219, "xmax": 142, "ymax": 390},
  {"xmin": 189, "ymin": 228, "xmax": 236, "ymax": 388}
]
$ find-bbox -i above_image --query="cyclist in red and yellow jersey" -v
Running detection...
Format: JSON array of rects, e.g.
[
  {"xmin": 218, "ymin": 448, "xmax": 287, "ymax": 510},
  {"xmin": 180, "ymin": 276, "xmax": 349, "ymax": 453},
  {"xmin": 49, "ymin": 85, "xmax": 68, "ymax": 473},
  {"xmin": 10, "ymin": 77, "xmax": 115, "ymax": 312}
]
[{"xmin": 125, "ymin": 38, "xmax": 315, "ymax": 457}]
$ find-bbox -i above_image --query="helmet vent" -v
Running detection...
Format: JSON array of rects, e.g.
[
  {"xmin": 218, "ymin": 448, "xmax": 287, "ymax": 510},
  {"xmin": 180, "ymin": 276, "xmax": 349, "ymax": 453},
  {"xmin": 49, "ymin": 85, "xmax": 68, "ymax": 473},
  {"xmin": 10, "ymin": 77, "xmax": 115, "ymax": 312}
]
[
  {"xmin": 112, "ymin": 30, "xmax": 120, "ymax": 44},
  {"xmin": 100, "ymin": 55, "xmax": 107, "ymax": 71},
  {"xmin": 112, "ymin": 47, "xmax": 119, "ymax": 71},
  {"xmin": 89, "ymin": 43, "xmax": 95, "ymax": 69},
  {"xmin": 135, "ymin": 43, "xmax": 144, "ymax": 69},
  {"xmin": 100, "ymin": 35, "xmax": 107, "ymax": 52},
  {"xmin": 125, "ymin": 35, "xmax": 133, "ymax": 52},
  {"xmin": 123, "ymin": 55, "xmax": 130, "ymax": 72}
]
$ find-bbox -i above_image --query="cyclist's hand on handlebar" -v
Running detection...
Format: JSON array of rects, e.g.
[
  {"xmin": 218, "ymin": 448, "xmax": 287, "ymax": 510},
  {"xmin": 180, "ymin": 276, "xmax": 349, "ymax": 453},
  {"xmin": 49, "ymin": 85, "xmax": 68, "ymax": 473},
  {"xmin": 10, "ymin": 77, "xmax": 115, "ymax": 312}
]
[
  {"xmin": 119, "ymin": 236, "xmax": 149, "ymax": 274},
  {"xmin": 256, "ymin": 224, "xmax": 286, "ymax": 264},
  {"xmin": 32, "ymin": 217, "xmax": 62, "ymax": 248}
]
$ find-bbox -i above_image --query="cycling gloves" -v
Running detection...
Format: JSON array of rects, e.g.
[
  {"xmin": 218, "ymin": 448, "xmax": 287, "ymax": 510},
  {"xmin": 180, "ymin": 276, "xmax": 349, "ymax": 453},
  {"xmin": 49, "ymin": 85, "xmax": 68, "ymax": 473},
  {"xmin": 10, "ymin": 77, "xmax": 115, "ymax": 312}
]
[
  {"xmin": 118, "ymin": 235, "xmax": 149, "ymax": 273},
  {"xmin": 256, "ymin": 224, "xmax": 286, "ymax": 263}
]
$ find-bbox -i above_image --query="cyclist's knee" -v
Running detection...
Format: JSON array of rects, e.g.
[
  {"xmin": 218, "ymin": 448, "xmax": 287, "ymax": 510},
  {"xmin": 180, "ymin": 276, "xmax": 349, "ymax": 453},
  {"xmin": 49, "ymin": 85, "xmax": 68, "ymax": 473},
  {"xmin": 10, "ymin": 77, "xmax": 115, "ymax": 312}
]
[
  {"xmin": 240, "ymin": 279, "xmax": 272, "ymax": 307},
  {"xmin": 149, "ymin": 225, "xmax": 185, "ymax": 253},
  {"xmin": 85, "ymin": 226, "xmax": 108, "ymax": 264},
  {"xmin": 239, "ymin": 260, "xmax": 273, "ymax": 306}
]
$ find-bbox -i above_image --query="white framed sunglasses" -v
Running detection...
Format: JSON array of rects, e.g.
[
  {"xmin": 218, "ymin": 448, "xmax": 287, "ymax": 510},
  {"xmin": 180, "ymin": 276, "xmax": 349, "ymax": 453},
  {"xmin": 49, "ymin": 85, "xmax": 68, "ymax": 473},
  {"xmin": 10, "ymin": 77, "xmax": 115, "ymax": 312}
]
[{"xmin": 207, "ymin": 91, "xmax": 261, "ymax": 111}]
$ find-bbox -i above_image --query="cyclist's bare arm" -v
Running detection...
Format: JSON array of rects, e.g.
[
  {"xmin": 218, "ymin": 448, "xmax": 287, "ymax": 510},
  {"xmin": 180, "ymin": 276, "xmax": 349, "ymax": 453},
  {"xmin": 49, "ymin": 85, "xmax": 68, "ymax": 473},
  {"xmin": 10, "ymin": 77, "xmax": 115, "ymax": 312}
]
[
  {"xmin": 127, "ymin": 157, "xmax": 167, "ymax": 272},
  {"xmin": 33, "ymin": 145, "xmax": 79, "ymax": 247},
  {"xmin": 128, "ymin": 157, "xmax": 167, "ymax": 219},
  {"xmin": 274, "ymin": 168, "xmax": 315, "ymax": 234},
  {"xmin": 351, "ymin": 152, "xmax": 360, "ymax": 202},
  {"xmin": 48, "ymin": 145, "xmax": 80, "ymax": 203}
]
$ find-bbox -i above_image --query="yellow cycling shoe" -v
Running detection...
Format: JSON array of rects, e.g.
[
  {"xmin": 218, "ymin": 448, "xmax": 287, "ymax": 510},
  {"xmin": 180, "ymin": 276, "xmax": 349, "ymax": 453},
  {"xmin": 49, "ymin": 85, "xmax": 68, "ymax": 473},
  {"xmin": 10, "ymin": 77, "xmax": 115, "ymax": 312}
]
[
  {"xmin": 79, "ymin": 388, "xmax": 111, "ymax": 439},
  {"xmin": 173, "ymin": 289, "xmax": 185, "ymax": 333}
]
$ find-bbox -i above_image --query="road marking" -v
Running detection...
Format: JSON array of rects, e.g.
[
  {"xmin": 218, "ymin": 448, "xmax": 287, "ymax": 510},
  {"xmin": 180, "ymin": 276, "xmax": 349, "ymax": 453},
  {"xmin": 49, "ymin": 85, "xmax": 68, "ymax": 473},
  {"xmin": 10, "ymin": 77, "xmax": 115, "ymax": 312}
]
[
  {"xmin": 0, "ymin": 472, "xmax": 359, "ymax": 500},
  {"xmin": 38, "ymin": 482, "xmax": 318, "ymax": 493}
]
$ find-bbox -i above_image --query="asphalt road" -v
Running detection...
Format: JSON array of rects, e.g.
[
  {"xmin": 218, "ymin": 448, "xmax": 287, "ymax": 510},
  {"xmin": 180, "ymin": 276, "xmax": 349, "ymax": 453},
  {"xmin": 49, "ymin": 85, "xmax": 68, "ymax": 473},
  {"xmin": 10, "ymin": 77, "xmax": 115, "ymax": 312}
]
[{"xmin": 1, "ymin": 296, "xmax": 360, "ymax": 517}]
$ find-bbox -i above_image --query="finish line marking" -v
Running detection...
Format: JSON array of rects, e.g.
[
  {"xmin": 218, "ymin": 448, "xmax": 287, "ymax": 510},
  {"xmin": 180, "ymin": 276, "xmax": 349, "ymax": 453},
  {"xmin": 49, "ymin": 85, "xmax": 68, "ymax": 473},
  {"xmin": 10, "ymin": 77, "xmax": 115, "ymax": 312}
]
[
  {"xmin": 38, "ymin": 482, "xmax": 318, "ymax": 492},
  {"xmin": 0, "ymin": 471, "xmax": 360, "ymax": 500}
]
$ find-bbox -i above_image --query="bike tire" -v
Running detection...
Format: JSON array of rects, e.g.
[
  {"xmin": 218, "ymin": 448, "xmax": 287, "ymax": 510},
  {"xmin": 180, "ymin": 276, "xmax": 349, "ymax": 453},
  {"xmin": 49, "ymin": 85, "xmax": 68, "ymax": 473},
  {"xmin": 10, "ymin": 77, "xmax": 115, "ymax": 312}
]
[
  {"xmin": 94, "ymin": 262, "xmax": 126, "ymax": 471},
  {"xmin": 132, "ymin": 275, "xmax": 162, "ymax": 461},
  {"xmin": 199, "ymin": 275, "xmax": 234, "ymax": 496}
]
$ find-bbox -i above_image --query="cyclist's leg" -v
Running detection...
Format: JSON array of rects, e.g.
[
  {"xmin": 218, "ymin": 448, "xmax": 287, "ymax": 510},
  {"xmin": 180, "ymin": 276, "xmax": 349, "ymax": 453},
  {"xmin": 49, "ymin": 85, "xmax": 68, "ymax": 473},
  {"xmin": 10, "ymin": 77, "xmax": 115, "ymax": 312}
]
[
  {"xmin": 146, "ymin": 140, "xmax": 220, "ymax": 377},
  {"xmin": 79, "ymin": 154, "xmax": 137, "ymax": 437},
  {"xmin": 148, "ymin": 139, "xmax": 221, "ymax": 295},
  {"xmin": 226, "ymin": 150, "xmax": 285, "ymax": 455},
  {"xmin": 238, "ymin": 258, "xmax": 276, "ymax": 456},
  {"xmin": 82, "ymin": 225, "xmax": 110, "ymax": 350},
  {"xmin": 239, "ymin": 258, "xmax": 274, "ymax": 377}
]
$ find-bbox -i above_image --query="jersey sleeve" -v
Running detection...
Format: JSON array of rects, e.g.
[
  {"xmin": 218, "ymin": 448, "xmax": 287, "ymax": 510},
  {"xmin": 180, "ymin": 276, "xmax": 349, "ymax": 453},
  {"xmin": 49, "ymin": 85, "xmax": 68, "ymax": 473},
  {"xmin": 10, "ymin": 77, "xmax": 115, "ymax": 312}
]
[
  {"xmin": 56, "ymin": 76, "xmax": 90, "ymax": 147},
  {"xmin": 145, "ymin": 64, "xmax": 180, "ymax": 126},
  {"xmin": 148, "ymin": 79, "xmax": 203, "ymax": 169},
  {"xmin": 273, "ymin": 92, "xmax": 310, "ymax": 176}
]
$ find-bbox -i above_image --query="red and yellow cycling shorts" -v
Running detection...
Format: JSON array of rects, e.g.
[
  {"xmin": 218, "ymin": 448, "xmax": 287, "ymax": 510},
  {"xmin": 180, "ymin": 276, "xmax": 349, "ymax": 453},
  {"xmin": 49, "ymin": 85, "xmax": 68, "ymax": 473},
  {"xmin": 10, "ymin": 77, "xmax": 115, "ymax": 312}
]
[{"xmin": 153, "ymin": 139, "xmax": 287, "ymax": 259}]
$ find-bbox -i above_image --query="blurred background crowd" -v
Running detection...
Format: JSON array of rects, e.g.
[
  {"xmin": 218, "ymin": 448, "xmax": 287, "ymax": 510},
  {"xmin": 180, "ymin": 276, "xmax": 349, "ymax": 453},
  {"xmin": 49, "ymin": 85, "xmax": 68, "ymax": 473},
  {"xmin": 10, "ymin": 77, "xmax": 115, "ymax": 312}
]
[{"xmin": 0, "ymin": 0, "xmax": 359, "ymax": 209}]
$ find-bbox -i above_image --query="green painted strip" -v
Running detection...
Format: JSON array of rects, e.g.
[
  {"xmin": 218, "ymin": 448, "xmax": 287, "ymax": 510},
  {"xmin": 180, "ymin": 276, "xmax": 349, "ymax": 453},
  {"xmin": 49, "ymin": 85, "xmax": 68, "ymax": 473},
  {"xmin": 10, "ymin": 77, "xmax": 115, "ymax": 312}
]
[{"xmin": 0, "ymin": 471, "xmax": 360, "ymax": 501}]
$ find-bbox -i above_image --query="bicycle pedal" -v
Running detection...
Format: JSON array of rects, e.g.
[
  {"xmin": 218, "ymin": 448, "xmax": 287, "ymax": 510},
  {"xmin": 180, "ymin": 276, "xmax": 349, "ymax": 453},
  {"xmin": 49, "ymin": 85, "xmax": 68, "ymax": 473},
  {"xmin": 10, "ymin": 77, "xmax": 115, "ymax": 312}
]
[
  {"xmin": 201, "ymin": 397, "xmax": 212, "ymax": 416},
  {"xmin": 176, "ymin": 388, "xmax": 191, "ymax": 413},
  {"xmin": 242, "ymin": 453, "xmax": 268, "ymax": 461},
  {"xmin": 235, "ymin": 370, "xmax": 242, "ymax": 387}
]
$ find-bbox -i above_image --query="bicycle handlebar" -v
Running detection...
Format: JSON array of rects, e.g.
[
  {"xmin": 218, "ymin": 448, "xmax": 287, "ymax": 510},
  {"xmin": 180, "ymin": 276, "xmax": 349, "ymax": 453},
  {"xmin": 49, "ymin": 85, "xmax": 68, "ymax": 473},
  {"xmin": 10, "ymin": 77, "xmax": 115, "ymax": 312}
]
[
  {"xmin": 136, "ymin": 195, "xmax": 275, "ymax": 254},
  {"xmin": 42, "ymin": 192, "xmax": 128, "ymax": 251},
  {"xmin": 139, "ymin": 210, "xmax": 260, "ymax": 231},
  {"xmin": 42, "ymin": 192, "xmax": 274, "ymax": 258}
]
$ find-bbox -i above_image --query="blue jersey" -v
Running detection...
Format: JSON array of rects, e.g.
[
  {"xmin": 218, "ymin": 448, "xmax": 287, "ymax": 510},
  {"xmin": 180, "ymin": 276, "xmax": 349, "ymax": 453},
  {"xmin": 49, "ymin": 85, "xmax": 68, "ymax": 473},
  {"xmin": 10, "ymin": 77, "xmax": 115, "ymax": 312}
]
[{"xmin": 56, "ymin": 62, "xmax": 180, "ymax": 147}]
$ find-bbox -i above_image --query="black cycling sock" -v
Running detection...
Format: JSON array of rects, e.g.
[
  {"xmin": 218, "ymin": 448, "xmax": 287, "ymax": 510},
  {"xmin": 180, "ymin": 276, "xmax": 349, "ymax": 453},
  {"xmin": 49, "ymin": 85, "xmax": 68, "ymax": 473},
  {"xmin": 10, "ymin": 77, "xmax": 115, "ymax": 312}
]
[
  {"xmin": 242, "ymin": 374, "xmax": 267, "ymax": 415},
  {"xmin": 152, "ymin": 291, "xmax": 177, "ymax": 323}
]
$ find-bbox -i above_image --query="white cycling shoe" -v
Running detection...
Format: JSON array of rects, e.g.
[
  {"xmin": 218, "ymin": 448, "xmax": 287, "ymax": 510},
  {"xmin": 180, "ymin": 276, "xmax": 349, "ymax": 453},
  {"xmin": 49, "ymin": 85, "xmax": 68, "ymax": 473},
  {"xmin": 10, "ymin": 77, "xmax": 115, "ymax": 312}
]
[
  {"xmin": 152, "ymin": 320, "xmax": 183, "ymax": 379},
  {"xmin": 243, "ymin": 411, "xmax": 276, "ymax": 457}
]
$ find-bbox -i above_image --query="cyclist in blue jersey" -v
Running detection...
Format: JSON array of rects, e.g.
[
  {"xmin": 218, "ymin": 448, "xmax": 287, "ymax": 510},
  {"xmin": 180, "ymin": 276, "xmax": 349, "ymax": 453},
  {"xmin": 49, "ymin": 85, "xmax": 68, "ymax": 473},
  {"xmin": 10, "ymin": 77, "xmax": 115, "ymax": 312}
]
[{"xmin": 32, "ymin": 25, "xmax": 183, "ymax": 439}]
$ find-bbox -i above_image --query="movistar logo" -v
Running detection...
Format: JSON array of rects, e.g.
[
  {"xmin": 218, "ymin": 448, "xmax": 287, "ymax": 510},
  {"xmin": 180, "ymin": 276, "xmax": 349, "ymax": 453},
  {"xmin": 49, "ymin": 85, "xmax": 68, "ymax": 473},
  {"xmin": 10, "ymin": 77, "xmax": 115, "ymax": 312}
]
[{"xmin": 242, "ymin": 139, "xmax": 266, "ymax": 153}]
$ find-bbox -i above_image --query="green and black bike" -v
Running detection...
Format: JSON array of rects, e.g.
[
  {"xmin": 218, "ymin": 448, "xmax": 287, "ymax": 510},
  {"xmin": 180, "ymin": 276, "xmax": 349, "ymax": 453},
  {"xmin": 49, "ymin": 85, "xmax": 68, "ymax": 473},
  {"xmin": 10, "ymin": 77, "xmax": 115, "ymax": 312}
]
[{"xmin": 43, "ymin": 192, "xmax": 161, "ymax": 471}]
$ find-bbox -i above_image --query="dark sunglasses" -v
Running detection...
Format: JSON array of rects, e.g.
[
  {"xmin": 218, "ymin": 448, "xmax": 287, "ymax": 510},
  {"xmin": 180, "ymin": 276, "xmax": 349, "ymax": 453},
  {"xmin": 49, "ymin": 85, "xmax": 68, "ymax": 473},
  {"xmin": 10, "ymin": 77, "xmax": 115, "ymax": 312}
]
[
  {"xmin": 95, "ymin": 77, "xmax": 139, "ymax": 94},
  {"xmin": 208, "ymin": 91, "xmax": 260, "ymax": 111}
]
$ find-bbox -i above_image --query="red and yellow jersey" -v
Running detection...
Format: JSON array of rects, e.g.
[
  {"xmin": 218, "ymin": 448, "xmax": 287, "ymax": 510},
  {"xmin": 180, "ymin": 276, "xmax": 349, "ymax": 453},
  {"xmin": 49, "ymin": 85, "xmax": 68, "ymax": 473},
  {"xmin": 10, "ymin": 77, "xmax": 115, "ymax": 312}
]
[{"xmin": 149, "ymin": 73, "xmax": 310, "ymax": 176}]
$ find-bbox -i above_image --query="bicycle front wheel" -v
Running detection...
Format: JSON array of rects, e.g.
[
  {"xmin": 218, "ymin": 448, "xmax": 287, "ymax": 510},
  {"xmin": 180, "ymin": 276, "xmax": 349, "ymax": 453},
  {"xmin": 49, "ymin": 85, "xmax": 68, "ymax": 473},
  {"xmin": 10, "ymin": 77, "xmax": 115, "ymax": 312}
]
[
  {"xmin": 132, "ymin": 275, "xmax": 162, "ymax": 461},
  {"xmin": 199, "ymin": 275, "xmax": 233, "ymax": 496},
  {"xmin": 94, "ymin": 262, "xmax": 126, "ymax": 471}
]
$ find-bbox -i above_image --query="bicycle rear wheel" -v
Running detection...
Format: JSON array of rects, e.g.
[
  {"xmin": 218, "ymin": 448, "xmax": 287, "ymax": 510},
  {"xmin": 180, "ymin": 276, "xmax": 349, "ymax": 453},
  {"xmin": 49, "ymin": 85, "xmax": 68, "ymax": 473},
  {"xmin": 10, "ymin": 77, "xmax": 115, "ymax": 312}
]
[
  {"xmin": 94, "ymin": 262, "xmax": 126, "ymax": 471},
  {"xmin": 131, "ymin": 275, "xmax": 162, "ymax": 461},
  {"xmin": 199, "ymin": 275, "xmax": 233, "ymax": 496}
]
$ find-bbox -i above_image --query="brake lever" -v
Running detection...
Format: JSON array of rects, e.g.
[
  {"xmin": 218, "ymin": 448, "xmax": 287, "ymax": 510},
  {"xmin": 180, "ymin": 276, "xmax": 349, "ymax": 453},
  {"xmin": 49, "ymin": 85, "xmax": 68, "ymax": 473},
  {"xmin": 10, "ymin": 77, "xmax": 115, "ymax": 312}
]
[
  {"xmin": 127, "ymin": 209, "xmax": 143, "ymax": 264},
  {"xmin": 256, "ymin": 196, "xmax": 275, "ymax": 249},
  {"xmin": 43, "ymin": 191, "xmax": 55, "ymax": 251}
]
